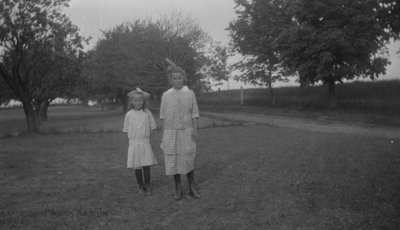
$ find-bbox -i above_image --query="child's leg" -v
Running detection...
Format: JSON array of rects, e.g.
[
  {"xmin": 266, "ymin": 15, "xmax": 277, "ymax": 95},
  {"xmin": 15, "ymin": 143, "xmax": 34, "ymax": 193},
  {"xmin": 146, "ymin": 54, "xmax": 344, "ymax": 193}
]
[
  {"xmin": 187, "ymin": 170, "xmax": 200, "ymax": 199},
  {"xmin": 143, "ymin": 166, "xmax": 151, "ymax": 196},
  {"xmin": 173, "ymin": 174, "xmax": 183, "ymax": 200},
  {"xmin": 135, "ymin": 169, "xmax": 145, "ymax": 194}
]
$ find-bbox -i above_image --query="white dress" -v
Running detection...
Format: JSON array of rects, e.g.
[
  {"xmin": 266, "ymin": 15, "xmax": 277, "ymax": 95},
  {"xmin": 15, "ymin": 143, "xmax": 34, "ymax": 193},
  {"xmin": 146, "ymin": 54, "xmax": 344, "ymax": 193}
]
[{"xmin": 123, "ymin": 109, "xmax": 158, "ymax": 169}]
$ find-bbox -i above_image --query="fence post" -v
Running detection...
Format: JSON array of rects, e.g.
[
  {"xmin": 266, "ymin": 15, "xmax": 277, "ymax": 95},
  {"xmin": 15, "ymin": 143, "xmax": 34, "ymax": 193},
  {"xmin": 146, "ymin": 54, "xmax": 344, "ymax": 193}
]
[{"xmin": 240, "ymin": 86, "xmax": 244, "ymax": 105}]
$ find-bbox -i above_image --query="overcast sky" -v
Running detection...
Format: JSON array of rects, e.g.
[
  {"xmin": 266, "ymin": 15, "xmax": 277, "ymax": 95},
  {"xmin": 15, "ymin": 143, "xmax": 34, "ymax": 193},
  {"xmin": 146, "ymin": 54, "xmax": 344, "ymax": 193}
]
[
  {"xmin": 64, "ymin": 0, "xmax": 236, "ymax": 47},
  {"xmin": 64, "ymin": 0, "xmax": 400, "ymax": 89}
]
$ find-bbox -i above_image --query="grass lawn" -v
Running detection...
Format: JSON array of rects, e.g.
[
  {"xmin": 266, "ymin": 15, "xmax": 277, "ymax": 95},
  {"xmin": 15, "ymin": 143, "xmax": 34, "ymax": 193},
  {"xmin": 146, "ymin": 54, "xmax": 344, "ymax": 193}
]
[
  {"xmin": 0, "ymin": 106, "xmax": 236, "ymax": 137},
  {"xmin": 1, "ymin": 121, "xmax": 399, "ymax": 229}
]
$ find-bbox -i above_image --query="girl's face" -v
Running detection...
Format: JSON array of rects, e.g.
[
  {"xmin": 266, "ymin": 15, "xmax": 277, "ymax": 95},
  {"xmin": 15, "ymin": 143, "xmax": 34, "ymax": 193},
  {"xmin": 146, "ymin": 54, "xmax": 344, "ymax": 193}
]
[
  {"xmin": 171, "ymin": 72, "xmax": 184, "ymax": 90},
  {"xmin": 131, "ymin": 94, "xmax": 144, "ymax": 110}
]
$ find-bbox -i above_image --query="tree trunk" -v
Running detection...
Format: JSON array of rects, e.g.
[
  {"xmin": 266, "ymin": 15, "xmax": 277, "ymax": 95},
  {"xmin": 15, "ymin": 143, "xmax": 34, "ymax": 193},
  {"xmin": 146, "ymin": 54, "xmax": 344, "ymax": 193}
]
[
  {"xmin": 267, "ymin": 68, "xmax": 276, "ymax": 105},
  {"xmin": 122, "ymin": 95, "xmax": 128, "ymax": 113},
  {"xmin": 100, "ymin": 101, "xmax": 104, "ymax": 111},
  {"xmin": 328, "ymin": 81, "xmax": 337, "ymax": 109},
  {"xmin": 81, "ymin": 98, "xmax": 89, "ymax": 107},
  {"xmin": 268, "ymin": 82, "xmax": 276, "ymax": 105},
  {"xmin": 22, "ymin": 99, "xmax": 39, "ymax": 133},
  {"xmin": 39, "ymin": 101, "xmax": 50, "ymax": 121}
]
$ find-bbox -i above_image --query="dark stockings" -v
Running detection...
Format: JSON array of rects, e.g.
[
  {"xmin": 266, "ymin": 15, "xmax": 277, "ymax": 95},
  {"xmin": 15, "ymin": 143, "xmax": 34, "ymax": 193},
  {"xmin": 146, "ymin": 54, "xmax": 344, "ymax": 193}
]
[
  {"xmin": 173, "ymin": 170, "xmax": 200, "ymax": 200},
  {"xmin": 173, "ymin": 174, "xmax": 183, "ymax": 200},
  {"xmin": 135, "ymin": 166, "xmax": 151, "ymax": 195},
  {"xmin": 135, "ymin": 169, "xmax": 144, "ymax": 194},
  {"xmin": 187, "ymin": 170, "xmax": 200, "ymax": 199},
  {"xmin": 143, "ymin": 166, "xmax": 151, "ymax": 195}
]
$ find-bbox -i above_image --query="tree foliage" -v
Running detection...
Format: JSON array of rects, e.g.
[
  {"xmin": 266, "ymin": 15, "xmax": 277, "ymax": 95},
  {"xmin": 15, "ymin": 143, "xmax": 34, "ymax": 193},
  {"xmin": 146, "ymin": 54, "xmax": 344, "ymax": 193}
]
[
  {"xmin": 229, "ymin": 0, "xmax": 291, "ymax": 89},
  {"xmin": 0, "ymin": 0, "xmax": 87, "ymax": 131},
  {"xmin": 201, "ymin": 43, "xmax": 231, "ymax": 88},
  {"xmin": 85, "ymin": 14, "xmax": 211, "ymax": 112},
  {"xmin": 0, "ymin": 77, "xmax": 14, "ymax": 106},
  {"xmin": 229, "ymin": 0, "xmax": 400, "ymax": 107}
]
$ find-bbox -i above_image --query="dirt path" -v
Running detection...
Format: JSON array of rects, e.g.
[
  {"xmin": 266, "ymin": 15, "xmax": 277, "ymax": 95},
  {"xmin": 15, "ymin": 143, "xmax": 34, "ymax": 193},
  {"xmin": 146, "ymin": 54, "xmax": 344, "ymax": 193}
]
[{"xmin": 202, "ymin": 111, "xmax": 400, "ymax": 140}]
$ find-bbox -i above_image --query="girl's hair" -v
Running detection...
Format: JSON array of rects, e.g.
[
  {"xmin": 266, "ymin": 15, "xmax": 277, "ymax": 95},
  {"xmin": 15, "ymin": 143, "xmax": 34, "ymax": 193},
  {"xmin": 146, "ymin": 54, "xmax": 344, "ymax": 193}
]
[
  {"xmin": 128, "ymin": 91, "xmax": 148, "ymax": 111},
  {"xmin": 167, "ymin": 66, "xmax": 187, "ymax": 82}
]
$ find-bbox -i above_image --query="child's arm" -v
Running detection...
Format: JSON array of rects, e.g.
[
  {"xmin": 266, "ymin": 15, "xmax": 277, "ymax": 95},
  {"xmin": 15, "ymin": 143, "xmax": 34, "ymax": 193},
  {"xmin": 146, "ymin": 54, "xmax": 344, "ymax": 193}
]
[
  {"xmin": 148, "ymin": 110, "xmax": 157, "ymax": 138},
  {"xmin": 191, "ymin": 91, "xmax": 199, "ymax": 140},
  {"xmin": 192, "ymin": 117, "xmax": 198, "ymax": 141},
  {"xmin": 161, "ymin": 119, "xmax": 165, "ymax": 138},
  {"xmin": 122, "ymin": 113, "xmax": 129, "ymax": 133},
  {"xmin": 159, "ymin": 93, "xmax": 166, "ymax": 138}
]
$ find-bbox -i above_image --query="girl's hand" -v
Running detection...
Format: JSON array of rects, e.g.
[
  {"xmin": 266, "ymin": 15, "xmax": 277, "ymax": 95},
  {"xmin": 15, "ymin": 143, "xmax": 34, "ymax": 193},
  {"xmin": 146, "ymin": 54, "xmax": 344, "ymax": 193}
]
[
  {"xmin": 192, "ymin": 129, "xmax": 197, "ymax": 141},
  {"xmin": 192, "ymin": 118, "xmax": 198, "ymax": 141}
]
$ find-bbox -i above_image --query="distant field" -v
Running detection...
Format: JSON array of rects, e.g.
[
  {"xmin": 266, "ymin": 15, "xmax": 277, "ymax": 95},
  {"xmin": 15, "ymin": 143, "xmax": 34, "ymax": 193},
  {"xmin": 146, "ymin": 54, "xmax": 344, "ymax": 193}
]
[
  {"xmin": 0, "ymin": 105, "xmax": 236, "ymax": 137},
  {"xmin": 198, "ymin": 80, "xmax": 400, "ymax": 115}
]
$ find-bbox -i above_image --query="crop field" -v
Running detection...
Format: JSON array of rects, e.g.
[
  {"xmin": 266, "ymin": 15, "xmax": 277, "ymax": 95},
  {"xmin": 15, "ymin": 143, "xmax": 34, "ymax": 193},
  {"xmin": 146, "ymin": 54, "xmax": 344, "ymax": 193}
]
[
  {"xmin": 198, "ymin": 80, "xmax": 400, "ymax": 115},
  {"xmin": 1, "ymin": 105, "xmax": 399, "ymax": 229}
]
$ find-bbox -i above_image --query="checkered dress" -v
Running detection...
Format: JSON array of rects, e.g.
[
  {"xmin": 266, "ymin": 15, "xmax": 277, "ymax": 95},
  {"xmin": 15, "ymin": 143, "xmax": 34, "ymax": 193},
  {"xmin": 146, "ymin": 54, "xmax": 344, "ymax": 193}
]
[{"xmin": 160, "ymin": 86, "xmax": 199, "ymax": 175}]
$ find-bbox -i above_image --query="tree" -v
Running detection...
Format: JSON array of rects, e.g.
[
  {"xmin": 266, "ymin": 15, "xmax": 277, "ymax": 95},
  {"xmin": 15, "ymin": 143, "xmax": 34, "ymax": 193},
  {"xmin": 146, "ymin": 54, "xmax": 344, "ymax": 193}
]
[
  {"xmin": 233, "ymin": 57, "xmax": 289, "ymax": 105},
  {"xmin": 228, "ymin": 0, "xmax": 292, "ymax": 103},
  {"xmin": 85, "ymin": 20, "xmax": 170, "ymax": 112},
  {"xmin": 35, "ymin": 49, "xmax": 86, "ymax": 120},
  {"xmin": 85, "ymin": 15, "xmax": 211, "ymax": 112},
  {"xmin": 203, "ymin": 43, "xmax": 231, "ymax": 88},
  {"xmin": 0, "ymin": 77, "xmax": 14, "ymax": 106},
  {"xmin": 160, "ymin": 13, "xmax": 211, "ymax": 92},
  {"xmin": 229, "ymin": 0, "xmax": 400, "ymax": 108},
  {"xmin": 0, "ymin": 0, "xmax": 87, "ymax": 132}
]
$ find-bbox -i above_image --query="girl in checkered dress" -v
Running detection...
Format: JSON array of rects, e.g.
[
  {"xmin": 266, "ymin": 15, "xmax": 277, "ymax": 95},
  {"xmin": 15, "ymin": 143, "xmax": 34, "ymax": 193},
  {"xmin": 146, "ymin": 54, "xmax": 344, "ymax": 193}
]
[
  {"xmin": 160, "ymin": 65, "xmax": 200, "ymax": 200},
  {"xmin": 123, "ymin": 89, "xmax": 157, "ymax": 196}
]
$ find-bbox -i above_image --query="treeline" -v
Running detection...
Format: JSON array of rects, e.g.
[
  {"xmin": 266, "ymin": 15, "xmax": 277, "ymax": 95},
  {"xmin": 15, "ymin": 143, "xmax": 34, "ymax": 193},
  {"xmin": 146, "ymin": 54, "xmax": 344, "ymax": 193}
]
[
  {"xmin": 0, "ymin": 1, "xmax": 222, "ymax": 132},
  {"xmin": 2, "ymin": 0, "xmax": 400, "ymax": 133},
  {"xmin": 198, "ymin": 80, "xmax": 400, "ymax": 115},
  {"xmin": 228, "ymin": 0, "xmax": 400, "ymax": 108}
]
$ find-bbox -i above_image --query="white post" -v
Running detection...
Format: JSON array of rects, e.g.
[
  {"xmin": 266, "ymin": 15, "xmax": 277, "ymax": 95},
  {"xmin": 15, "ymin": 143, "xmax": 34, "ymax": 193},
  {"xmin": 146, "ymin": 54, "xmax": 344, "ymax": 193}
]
[{"xmin": 240, "ymin": 86, "xmax": 244, "ymax": 105}]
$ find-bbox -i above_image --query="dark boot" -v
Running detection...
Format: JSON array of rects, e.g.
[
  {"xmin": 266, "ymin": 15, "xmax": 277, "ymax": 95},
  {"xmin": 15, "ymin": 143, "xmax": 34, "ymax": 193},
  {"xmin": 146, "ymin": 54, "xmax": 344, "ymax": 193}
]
[
  {"xmin": 143, "ymin": 166, "xmax": 151, "ymax": 196},
  {"xmin": 174, "ymin": 174, "xmax": 183, "ymax": 200},
  {"xmin": 135, "ymin": 169, "xmax": 145, "ymax": 195},
  {"xmin": 187, "ymin": 170, "xmax": 200, "ymax": 199}
]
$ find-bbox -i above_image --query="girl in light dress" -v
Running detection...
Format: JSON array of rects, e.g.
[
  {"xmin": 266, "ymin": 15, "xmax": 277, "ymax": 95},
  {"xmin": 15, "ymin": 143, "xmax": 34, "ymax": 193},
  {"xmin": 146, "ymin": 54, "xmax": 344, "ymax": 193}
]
[{"xmin": 123, "ymin": 89, "xmax": 157, "ymax": 196}]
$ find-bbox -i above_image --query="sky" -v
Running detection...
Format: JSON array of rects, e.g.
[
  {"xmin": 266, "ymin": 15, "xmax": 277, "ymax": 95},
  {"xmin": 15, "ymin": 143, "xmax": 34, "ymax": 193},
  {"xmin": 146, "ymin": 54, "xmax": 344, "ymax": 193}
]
[
  {"xmin": 63, "ymin": 0, "xmax": 400, "ymax": 89},
  {"xmin": 64, "ymin": 0, "xmax": 236, "ymax": 48}
]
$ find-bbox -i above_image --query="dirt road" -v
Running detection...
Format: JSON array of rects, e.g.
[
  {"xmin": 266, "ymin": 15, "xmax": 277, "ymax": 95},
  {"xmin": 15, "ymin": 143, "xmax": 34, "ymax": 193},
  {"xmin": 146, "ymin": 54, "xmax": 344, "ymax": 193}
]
[{"xmin": 202, "ymin": 111, "xmax": 400, "ymax": 140}]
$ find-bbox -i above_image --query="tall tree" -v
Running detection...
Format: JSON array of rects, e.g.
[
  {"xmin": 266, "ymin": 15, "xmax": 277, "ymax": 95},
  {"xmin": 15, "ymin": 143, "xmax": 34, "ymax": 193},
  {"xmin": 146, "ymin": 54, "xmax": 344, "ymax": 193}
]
[
  {"xmin": 203, "ymin": 43, "xmax": 231, "ymax": 88},
  {"xmin": 229, "ymin": 0, "xmax": 292, "ymax": 102},
  {"xmin": 0, "ymin": 77, "xmax": 14, "ymax": 106},
  {"xmin": 0, "ymin": 0, "xmax": 87, "ymax": 132},
  {"xmin": 229, "ymin": 0, "xmax": 400, "ymax": 108},
  {"xmin": 159, "ymin": 13, "xmax": 211, "ymax": 92},
  {"xmin": 233, "ymin": 57, "xmax": 289, "ymax": 105},
  {"xmin": 85, "ymin": 15, "xmax": 211, "ymax": 112}
]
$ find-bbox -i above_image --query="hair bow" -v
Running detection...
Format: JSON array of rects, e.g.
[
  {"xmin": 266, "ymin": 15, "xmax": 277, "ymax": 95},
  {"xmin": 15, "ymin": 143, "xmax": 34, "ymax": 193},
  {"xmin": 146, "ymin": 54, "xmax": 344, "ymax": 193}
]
[{"xmin": 127, "ymin": 87, "xmax": 150, "ymax": 98}]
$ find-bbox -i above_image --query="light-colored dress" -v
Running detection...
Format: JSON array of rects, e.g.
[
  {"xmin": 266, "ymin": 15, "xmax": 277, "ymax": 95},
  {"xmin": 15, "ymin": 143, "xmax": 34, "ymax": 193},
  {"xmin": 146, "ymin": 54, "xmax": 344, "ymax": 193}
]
[
  {"xmin": 123, "ymin": 109, "xmax": 158, "ymax": 169},
  {"xmin": 160, "ymin": 86, "xmax": 199, "ymax": 175}
]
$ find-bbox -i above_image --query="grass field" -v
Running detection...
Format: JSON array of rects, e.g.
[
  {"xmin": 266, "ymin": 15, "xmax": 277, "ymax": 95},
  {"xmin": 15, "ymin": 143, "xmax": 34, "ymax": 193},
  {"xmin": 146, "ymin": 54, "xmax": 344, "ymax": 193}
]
[
  {"xmin": 0, "ymin": 106, "xmax": 236, "ymax": 138},
  {"xmin": 1, "ymin": 106, "xmax": 400, "ymax": 229},
  {"xmin": 198, "ymin": 80, "xmax": 400, "ymax": 116}
]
